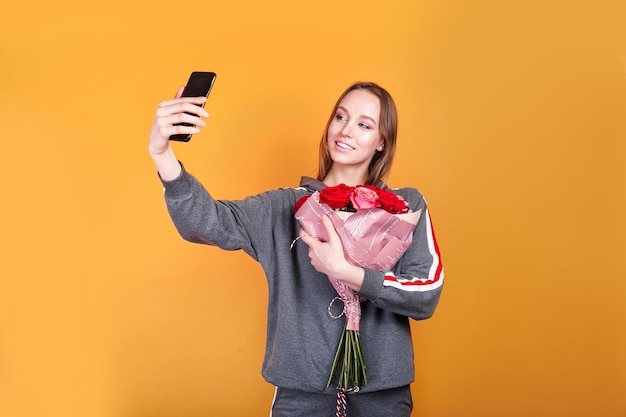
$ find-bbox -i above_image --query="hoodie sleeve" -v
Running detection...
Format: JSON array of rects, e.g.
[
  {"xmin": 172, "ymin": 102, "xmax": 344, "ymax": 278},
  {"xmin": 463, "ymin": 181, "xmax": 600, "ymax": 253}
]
[
  {"xmin": 159, "ymin": 165, "xmax": 284, "ymax": 261},
  {"xmin": 355, "ymin": 189, "xmax": 444, "ymax": 321}
]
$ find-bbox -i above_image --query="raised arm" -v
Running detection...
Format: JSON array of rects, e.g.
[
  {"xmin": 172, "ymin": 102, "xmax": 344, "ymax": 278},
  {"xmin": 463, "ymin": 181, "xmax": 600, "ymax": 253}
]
[{"xmin": 148, "ymin": 86, "xmax": 209, "ymax": 180}]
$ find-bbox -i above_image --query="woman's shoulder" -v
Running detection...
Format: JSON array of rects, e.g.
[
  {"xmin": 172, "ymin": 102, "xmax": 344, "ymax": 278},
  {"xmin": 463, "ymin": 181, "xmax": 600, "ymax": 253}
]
[
  {"xmin": 249, "ymin": 181, "xmax": 316, "ymax": 208},
  {"xmin": 387, "ymin": 186, "xmax": 426, "ymax": 210},
  {"xmin": 387, "ymin": 185, "xmax": 423, "ymax": 198},
  {"xmin": 258, "ymin": 177, "xmax": 322, "ymax": 199}
]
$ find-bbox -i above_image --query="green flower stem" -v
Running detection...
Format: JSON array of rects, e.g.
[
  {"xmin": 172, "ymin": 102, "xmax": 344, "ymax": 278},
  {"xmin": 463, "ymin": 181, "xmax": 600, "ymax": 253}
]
[
  {"xmin": 327, "ymin": 323, "xmax": 347, "ymax": 388},
  {"xmin": 327, "ymin": 323, "xmax": 367, "ymax": 390}
]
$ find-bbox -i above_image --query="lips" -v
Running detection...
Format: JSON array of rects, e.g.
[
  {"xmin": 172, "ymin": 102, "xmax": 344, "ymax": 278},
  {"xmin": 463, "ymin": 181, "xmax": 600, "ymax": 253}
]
[{"xmin": 335, "ymin": 141, "xmax": 355, "ymax": 151}]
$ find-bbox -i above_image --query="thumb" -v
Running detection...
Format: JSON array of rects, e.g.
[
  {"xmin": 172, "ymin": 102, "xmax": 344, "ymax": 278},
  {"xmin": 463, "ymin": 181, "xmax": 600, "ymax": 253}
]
[{"xmin": 298, "ymin": 226, "xmax": 318, "ymax": 247}]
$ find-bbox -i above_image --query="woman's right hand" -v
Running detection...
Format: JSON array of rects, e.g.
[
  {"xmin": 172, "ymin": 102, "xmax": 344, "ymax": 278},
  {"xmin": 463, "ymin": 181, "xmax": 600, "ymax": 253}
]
[
  {"xmin": 148, "ymin": 87, "xmax": 210, "ymax": 180},
  {"xmin": 148, "ymin": 86, "xmax": 209, "ymax": 157}
]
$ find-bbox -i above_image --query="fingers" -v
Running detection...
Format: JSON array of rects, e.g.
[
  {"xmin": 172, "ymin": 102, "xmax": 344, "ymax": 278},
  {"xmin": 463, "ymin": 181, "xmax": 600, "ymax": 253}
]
[
  {"xmin": 298, "ymin": 216, "xmax": 348, "ymax": 277},
  {"xmin": 298, "ymin": 227, "xmax": 317, "ymax": 247},
  {"xmin": 153, "ymin": 119, "xmax": 200, "ymax": 141},
  {"xmin": 157, "ymin": 110, "xmax": 207, "ymax": 128},
  {"xmin": 149, "ymin": 94, "xmax": 210, "ymax": 152},
  {"xmin": 321, "ymin": 216, "xmax": 338, "ymax": 241},
  {"xmin": 155, "ymin": 97, "xmax": 209, "ymax": 129},
  {"xmin": 298, "ymin": 216, "xmax": 337, "ymax": 247},
  {"xmin": 157, "ymin": 96, "xmax": 208, "ymax": 114},
  {"xmin": 149, "ymin": 86, "xmax": 212, "ymax": 158},
  {"xmin": 156, "ymin": 101, "xmax": 208, "ymax": 126}
]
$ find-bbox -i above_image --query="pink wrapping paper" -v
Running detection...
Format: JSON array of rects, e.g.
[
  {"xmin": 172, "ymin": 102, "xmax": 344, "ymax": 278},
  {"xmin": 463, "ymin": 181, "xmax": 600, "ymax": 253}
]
[
  {"xmin": 295, "ymin": 191, "xmax": 421, "ymax": 330},
  {"xmin": 295, "ymin": 191, "xmax": 421, "ymax": 271}
]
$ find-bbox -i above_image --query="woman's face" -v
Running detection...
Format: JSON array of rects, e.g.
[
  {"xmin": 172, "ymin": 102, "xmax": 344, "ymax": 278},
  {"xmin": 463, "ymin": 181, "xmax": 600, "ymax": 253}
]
[{"xmin": 326, "ymin": 89, "xmax": 383, "ymax": 174}]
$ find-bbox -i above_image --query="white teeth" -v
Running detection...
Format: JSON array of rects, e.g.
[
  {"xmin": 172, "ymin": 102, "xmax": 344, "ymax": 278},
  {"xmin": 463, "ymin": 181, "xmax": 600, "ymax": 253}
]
[{"xmin": 336, "ymin": 141, "xmax": 354, "ymax": 150}]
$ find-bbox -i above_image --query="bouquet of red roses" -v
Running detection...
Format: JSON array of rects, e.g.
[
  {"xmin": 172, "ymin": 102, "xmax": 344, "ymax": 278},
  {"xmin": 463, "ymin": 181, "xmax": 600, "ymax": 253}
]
[{"xmin": 294, "ymin": 184, "xmax": 421, "ymax": 393}]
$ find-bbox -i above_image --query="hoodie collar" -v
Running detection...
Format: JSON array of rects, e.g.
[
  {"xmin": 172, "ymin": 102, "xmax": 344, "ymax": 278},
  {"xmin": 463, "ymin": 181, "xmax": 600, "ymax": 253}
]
[{"xmin": 298, "ymin": 176, "xmax": 388, "ymax": 192}]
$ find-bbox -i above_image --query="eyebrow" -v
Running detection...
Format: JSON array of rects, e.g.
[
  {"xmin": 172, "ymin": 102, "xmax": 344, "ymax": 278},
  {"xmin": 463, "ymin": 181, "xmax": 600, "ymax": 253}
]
[{"xmin": 337, "ymin": 106, "xmax": 378, "ymax": 125}]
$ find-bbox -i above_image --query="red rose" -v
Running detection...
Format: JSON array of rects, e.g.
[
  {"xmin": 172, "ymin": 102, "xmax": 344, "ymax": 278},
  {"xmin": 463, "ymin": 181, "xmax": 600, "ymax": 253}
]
[
  {"xmin": 377, "ymin": 189, "xmax": 409, "ymax": 214},
  {"xmin": 319, "ymin": 184, "xmax": 355, "ymax": 209}
]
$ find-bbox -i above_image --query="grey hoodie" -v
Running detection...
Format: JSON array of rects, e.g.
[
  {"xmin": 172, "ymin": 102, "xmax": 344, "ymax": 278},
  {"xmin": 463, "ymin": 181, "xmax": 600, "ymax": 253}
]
[{"xmin": 160, "ymin": 165, "xmax": 444, "ymax": 393}]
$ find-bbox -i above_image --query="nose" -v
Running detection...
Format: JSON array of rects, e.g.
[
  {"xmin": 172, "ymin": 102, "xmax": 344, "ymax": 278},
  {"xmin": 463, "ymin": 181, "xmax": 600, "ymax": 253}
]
[{"xmin": 341, "ymin": 121, "xmax": 354, "ymax": 138}]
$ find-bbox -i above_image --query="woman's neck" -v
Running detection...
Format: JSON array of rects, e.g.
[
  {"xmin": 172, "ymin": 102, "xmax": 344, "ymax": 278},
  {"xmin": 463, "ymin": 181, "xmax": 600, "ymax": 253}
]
[{"xmin": 322, "ymin": 169, "xmax": 368, "ymax": 187}]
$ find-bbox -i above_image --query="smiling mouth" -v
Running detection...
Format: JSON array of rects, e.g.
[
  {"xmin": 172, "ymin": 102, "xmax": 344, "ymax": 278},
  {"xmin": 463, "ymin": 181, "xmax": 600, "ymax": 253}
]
[{"xmin": 335, "ymin": 141, "xmax": 355, "ymax": 150}]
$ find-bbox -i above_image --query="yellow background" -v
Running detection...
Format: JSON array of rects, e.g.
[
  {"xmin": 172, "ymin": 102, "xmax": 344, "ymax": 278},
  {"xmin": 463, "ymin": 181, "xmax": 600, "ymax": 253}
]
[{"xmin": 1, "ymin": 0, "xmax": 625, "ymax": 416}]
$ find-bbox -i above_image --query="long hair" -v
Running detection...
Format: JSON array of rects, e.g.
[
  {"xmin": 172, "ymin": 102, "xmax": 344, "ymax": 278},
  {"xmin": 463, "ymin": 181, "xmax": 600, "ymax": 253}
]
[{"xmin": 316, "ymin": 82, "xmax": 398, "ymax": 185}]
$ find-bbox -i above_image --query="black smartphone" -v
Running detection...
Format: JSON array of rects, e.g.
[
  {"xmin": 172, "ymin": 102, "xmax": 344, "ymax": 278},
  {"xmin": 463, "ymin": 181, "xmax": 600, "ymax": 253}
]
[{"xmin": 169, "ymin": 71, "xmax": 217, "ymax": 142}]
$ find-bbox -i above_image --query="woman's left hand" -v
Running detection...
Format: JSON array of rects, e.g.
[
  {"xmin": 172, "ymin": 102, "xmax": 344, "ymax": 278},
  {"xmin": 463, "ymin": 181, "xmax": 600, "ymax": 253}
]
[{"xmin": 299, "ymin": 216, "xmax": 365, "ymax": 291}]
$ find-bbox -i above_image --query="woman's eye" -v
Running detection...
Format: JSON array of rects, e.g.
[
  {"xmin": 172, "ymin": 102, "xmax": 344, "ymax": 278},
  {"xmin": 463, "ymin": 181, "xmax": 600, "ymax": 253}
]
[
  {"xmin": 335, "ymin": 114, "xmax": 347, "ymax": 121},
  {"xmin": 359, "ymin": 123, "xmax": 371, "ymax": 129}
]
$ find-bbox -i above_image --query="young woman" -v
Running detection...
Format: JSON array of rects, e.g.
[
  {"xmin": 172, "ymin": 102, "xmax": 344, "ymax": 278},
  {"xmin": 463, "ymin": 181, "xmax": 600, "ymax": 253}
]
[{"xmin": 149, "ymin": 81, "xmax": 444, "ymax": 417}]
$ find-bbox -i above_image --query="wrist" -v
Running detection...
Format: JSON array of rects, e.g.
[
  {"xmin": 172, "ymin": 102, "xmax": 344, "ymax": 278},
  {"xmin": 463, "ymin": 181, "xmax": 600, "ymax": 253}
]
[
  {"xmin": 148, "ymin": 142, "xmax": 171, "ymax": 159},
  {"xmin": 331, "ymin": 263, "xmax": 365, "ymax": 292},
  {"xmin": 149, "ymin": 146, "xmax": 182, "ymax": 181}
]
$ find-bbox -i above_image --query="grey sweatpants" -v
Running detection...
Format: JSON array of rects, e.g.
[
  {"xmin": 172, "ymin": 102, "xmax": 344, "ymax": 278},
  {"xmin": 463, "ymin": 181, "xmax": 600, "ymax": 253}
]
[{"xmin": 270, "ymin": 385, "xmax": 412, "ymax": 417}]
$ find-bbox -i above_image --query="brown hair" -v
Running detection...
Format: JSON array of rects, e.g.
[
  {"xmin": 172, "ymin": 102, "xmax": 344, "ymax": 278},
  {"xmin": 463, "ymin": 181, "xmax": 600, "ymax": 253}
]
[{"xmin": 317, "ymin": 81, "xmax": 398, "ymax": 185}]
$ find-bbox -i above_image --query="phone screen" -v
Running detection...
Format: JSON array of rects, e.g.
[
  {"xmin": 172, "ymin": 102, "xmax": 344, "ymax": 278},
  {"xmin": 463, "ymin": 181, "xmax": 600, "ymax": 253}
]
[{"xmin": 170, "ymin": 71, "xmax": 216, "ymax": 142}]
